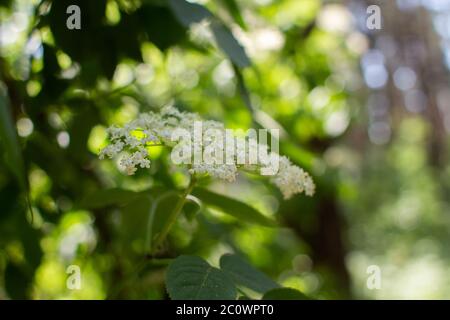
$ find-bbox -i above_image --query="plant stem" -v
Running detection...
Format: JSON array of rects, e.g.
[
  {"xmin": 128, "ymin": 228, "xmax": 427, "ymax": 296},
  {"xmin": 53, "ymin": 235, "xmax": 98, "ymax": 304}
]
[{"xmin": 152, "ymin": 175, "xmax": 196, "ymax": 251}]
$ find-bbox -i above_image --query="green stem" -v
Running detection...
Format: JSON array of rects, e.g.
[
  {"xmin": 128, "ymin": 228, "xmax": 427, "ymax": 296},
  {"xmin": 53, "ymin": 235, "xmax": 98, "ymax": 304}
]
[{"xmin": 152, "ymin": 175, "xmax": 196, "ymax": 251}]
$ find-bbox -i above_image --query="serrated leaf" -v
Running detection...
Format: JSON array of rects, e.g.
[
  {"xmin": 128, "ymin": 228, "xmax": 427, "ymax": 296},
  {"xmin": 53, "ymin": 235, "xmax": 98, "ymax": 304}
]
[
  {"xmin": 168, "ymin": 0, "xmax": 212, "ymax": 27},
  {"xmin": 210, "ymin": 20, "xmax": 250, "ymax": 68},
  {"xmin": 166, "ymin": 255, "xmax": 237, "ymax": 300},
  {"xmin": 262, "ymin": 288, "xmax": 310, "ymax": 300},
  {"xmin": 220, "ymin": 254, "xmax": 279, "ymax": 294},
  {"xmin": 192, "ymin": 187, "xmax": 276, "ymax": 227}
]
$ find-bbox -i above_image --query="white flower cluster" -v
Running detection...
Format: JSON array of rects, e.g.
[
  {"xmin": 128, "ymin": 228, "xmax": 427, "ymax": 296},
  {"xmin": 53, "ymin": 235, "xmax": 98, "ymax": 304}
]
[
  {"xmin": 99, "ymin": 105, "xmax": 199, "ymax": 174},
  {"xmin": 99, "ymin": 106, "xmax": 315, "ymax": 199},
  {"xmin": 270, "ymin": 156, "xmax": 315, "ymax": 198}
]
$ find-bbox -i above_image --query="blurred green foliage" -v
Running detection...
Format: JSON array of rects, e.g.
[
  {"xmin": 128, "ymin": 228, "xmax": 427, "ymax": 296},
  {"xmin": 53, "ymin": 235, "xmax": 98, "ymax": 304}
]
[{"xmin": 3, "ymin": 0, "xmax": 446, "ymax": 300}]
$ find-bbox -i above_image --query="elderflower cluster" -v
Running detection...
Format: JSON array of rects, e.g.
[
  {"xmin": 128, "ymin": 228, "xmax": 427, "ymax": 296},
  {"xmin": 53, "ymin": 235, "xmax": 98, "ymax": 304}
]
[
  {"xmin": 99, "ymin": 105, "xmax": 200, "ymax": 174},
  {"xmin": 99, "ymin": 105, "xmax": 315, "ymax": 199},
  {"xmin": 270, "ymin": 156, "xmax": 315, "ymax": 198}
]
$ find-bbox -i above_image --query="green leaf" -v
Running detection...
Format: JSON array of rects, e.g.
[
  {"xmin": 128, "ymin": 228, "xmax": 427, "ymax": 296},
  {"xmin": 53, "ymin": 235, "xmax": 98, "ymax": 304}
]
[
  {"xmin": 0, "ymin": 0, "xmax": 13, "ymax": 8},
  {"xmin": 232, "ymin": 64, "xmax": 254, "ymax": 114},
  {"xmin": 147, "ymin": 191, "xmax": 181, "ymax": 249},
  {"xmin": 4, "ymin": 262, "xmax": 31, "ymax": 299},
  {"xmin": 210, "ymin": 20, "xmax": 251, "ymax": 68},
  {"xmin": 192, "ymin": 187, "xmax": 276, "ymax": 227},
  {"xmin": 166, "ymin": 255, "xmax": 237, "ymax": 300},
  {"xmin": 183, "ymin": 195, "xmax": 202, "ymax": 221},
  {"xmin": 20, "ymin": 218, "xmax": 43, "ymax": 270},
  {"xmin": 138, "ymin": 4, "xmax": 187, "ymax": 51},
  {"xmin": 220, "ymin": 254, "xmax": 279, "ymax": 294},
  {"xmin": 168, "ymin": 0, "xmax": 212, "ymax": 27},
  {"xmin": 80, "ymin": 186, "xmax": 168, "ymax": 209},
  {"xmin": 220, "ymin": 0, "xmax": 247, "ymax": 30},
  {"xmin": 168, "ymin": 0, "xmax": 250, "ymax": 68},
  {"xmin": 0, "ymin": 83, "xmax": 26, "ymax": 190},
  {"xmin": 80, "ymin": 188, "xmax": 141, "ymax": 209},
  {"xmin": 120, "ymin": 190, "xmax": 180, "ymax": 253},
  {"xmin": 121, "ymin": 194, "xmax": 153, "ymax": 250},
  {"xmin": 262, "ymin": 288, "xmax": 310, "ymax": 300}
]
